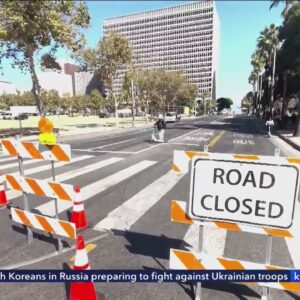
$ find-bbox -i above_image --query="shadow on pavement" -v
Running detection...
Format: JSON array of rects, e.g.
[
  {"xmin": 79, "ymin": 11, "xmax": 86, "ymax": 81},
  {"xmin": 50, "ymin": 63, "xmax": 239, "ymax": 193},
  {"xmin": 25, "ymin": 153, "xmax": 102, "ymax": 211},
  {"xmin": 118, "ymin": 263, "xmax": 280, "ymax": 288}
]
[
  {"xmin": 202, "ymin": 282, "xmax": 261, "ymax": 300},
  {"xmin": 112, "ymin": 229, "xmax": 190, "ymax": 260}
]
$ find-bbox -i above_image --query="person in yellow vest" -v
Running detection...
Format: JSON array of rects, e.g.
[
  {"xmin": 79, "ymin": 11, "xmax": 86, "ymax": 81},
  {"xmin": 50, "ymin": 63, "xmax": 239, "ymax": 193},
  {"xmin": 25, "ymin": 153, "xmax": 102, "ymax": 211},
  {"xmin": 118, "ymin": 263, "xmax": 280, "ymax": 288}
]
[{"xmin": 38, "ymin": 117, "xmax": 56, "ymax": 145}]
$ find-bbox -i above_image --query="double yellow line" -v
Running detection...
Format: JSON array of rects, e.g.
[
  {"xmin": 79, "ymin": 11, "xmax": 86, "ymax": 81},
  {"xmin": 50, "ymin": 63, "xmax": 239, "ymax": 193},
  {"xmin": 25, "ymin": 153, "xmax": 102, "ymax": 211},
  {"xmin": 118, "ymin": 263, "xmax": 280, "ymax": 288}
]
[{"xmin": 207, "ymin": 130, "xmax": 225, "ymax": 148}]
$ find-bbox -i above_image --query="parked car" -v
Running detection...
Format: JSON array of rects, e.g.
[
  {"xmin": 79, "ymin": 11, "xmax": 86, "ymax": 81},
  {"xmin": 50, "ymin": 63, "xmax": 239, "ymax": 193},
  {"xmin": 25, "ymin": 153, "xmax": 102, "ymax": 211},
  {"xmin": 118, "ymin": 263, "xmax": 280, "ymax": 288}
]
[
  {"xmin": 2, "ymin": 112, "xmax": 13, "ymax": 120},
  {"xmin": 165, "ymin": 112, "xmax": 177, "ymax": 122},
  {"xmin": 14, "ymin": 113, "xmax": 28, "ymax": 120},
  {"xmin": 0, "ymin": 111, "xmax": 6, "ymax": 120}
]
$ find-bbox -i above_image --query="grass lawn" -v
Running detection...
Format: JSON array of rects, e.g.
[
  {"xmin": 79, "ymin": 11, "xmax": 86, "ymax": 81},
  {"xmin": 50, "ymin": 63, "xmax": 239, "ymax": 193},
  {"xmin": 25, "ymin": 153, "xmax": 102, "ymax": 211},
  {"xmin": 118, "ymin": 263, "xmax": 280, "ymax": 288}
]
[{"xmin": 0, "ymin": 115, "xmax": 148, "ymax": 132}]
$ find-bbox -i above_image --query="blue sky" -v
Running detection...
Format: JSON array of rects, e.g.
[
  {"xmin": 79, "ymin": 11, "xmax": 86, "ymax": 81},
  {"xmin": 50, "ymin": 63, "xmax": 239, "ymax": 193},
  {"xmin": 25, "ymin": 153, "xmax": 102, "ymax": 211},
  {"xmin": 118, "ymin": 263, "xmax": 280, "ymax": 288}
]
[{"xmin": 0, "ymin": 1, "xmax": 283, "ymax": 108}]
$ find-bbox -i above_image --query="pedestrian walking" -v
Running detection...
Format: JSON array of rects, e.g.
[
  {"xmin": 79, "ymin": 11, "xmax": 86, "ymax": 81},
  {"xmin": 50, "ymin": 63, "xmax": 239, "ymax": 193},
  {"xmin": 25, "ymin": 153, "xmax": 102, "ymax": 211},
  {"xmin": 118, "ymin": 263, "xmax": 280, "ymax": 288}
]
[{"xmin": 152, "ymin": 114, "xmax": 166, "ymax": 142}]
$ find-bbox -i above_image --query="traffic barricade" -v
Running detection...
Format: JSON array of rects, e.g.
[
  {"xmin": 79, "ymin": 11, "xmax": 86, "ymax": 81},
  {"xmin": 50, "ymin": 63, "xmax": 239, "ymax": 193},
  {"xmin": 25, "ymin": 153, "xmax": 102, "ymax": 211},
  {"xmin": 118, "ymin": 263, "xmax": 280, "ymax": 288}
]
[
  {"xmin": 1, "ymin": 138, "xmax": 75, "ymax": 254},
  {"xmin": 169, "ymin": 146, "xmax": 300, "ymax": 300}
]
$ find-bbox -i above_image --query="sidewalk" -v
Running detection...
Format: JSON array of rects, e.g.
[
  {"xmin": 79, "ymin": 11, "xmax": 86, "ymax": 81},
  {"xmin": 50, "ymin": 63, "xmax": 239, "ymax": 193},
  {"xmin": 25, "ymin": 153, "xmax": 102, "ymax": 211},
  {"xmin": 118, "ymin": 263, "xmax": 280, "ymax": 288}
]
[
  {"xmin": 252, "ymin": 115, "xmax": 300, "ymax": 152},
  {"xmin": 276, "ymin": 130, "xmax": 300, "ymax": 152}
]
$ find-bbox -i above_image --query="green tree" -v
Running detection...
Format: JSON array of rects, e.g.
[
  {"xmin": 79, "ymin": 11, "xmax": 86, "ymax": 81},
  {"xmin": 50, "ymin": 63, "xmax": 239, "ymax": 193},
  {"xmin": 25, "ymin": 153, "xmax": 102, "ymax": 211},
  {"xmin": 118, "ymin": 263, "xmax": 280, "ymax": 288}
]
[
  {"xmin": 42, "ymin": 89, "xmax": 60, "ymax": 112},
  {"xmin": 135, "ymin": 68, "xmax": 197, "ymax": 115},
  {"xmin": 270, "ymin": 0, "xmax": 298, "ymax": 17},
  {"xmin": 216, "ymin": 97, "xmax": 233, "ymax": 112},
  {"xmin": 0, "ymin": 1, "xmax": 90, "ymax": 115},
  {"xmin": 82, "ymin": 31, "xmax": 132, "ymax": 120},
  {"xmin": 257, "ymin": 24, "xmax": 280, "ymax": 111},
  {"xmin": 241, "ymin": 96, "xmax": 250, "ymax": 114},
  {"xmin": 278, "ymin": 3, "xmax": 300, "ymax": 135},
  {"xmin": 87, "ymin": 89, "xmax": 107, "ymax": 113}
]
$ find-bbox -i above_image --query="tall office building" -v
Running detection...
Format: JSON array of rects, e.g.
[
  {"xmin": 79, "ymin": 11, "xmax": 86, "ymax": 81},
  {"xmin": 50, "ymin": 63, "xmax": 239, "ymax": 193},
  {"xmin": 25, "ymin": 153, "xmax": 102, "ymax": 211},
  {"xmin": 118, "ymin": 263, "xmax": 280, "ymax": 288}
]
[{"xmin": 103, "ymin": 0, "xmax": 220, "ymax": 101}]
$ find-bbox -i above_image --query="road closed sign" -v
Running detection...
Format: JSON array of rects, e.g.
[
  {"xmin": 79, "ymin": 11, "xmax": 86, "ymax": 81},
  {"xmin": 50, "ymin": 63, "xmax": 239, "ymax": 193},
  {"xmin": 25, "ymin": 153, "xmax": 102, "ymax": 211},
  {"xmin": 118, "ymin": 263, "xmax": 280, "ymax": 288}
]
[{"xmin": 189, "ymin": 155, "xmax": 299, "ymax": 229}]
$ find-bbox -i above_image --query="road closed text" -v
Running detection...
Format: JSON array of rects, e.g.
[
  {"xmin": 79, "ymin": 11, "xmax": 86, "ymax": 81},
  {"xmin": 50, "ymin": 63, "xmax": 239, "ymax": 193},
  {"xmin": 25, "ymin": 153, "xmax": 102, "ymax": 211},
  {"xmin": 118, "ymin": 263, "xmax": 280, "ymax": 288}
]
[
  {"xmin": 189, "ymin": 158, "xmax": 299, "ymax": 228},
  {"xmin": 200, "ymin": 169, "xmax": 283, "ymax": 219}
]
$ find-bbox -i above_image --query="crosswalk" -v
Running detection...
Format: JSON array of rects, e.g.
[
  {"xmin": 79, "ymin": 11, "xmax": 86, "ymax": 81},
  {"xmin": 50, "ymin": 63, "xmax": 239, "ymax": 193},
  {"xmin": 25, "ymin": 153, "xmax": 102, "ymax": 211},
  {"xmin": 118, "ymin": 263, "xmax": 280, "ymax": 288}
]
[
  {"xmin": 0, "ymin": 153, "xmax": 185, "ymax": 237},
  {"xmin": 0, "ymin": 148, "xmax": 298, "ymax": 281}
]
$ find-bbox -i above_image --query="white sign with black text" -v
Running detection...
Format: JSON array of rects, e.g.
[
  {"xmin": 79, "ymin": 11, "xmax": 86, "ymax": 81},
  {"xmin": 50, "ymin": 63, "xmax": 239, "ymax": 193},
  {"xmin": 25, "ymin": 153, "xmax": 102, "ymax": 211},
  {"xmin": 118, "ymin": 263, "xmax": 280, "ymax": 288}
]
[{"xmin": 189, "ymin": 156, "xmax": 299, "ymax": 229}]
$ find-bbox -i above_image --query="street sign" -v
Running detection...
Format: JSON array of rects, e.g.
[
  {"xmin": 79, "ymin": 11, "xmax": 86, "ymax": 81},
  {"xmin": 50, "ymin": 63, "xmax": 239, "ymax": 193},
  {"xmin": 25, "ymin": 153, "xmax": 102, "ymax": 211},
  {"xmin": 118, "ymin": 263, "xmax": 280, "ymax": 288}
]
[{"xmin": 189, "ymin": 156, "xmax": 299, "ymax": 229}]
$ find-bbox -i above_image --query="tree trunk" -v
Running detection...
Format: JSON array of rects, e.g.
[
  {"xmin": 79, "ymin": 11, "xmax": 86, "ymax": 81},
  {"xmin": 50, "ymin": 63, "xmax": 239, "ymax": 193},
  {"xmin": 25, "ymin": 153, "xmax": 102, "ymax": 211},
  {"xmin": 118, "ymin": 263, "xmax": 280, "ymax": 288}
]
[
  {"xmin": 27, "ymin": 48, "xmax": 43, "ymax": 116},
  {"xmin": 131, "ymin": 78, "xmax": 135, "ymax": 126},
  {"xmin": 146, "ymin": 98, "xmax": 149, "ymax": 124},
  {"xmin": 112, "ymin": 93, "xmax": 119, "ymax": 125},
  {"xmin": 281, "ymin": 72, "xmax": 287, "ymax": 119}
]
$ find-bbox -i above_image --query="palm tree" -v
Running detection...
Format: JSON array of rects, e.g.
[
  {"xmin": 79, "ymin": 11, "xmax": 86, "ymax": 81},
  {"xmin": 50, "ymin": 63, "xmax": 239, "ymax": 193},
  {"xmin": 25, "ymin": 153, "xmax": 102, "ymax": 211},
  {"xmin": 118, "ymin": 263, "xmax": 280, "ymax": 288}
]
[
  {"xmin": 249, "ymin": 50, "xmax": 265, "ymax": 113},
  {"xmin": 257, "ymin": 24, "xmax": 280, "ymax": 112},
  {"xmin": 269, "ymin": 0, "xmax": 298, "ymax": 17}
]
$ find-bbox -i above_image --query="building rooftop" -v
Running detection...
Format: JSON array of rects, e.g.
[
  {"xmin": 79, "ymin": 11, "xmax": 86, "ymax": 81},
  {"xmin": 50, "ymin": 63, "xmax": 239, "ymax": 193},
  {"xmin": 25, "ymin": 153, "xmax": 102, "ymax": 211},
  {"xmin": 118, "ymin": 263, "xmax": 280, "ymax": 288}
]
[{"xmin": 104, "ymin": 1, "xmax": 214, "ymax": 25}]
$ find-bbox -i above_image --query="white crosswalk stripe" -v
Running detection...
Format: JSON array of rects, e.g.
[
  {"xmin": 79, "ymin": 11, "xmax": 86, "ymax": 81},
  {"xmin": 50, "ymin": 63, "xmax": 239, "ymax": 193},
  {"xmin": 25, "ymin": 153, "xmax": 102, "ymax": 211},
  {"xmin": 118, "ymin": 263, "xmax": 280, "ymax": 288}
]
[
  {"xmin": 10, "ymin": 155, "xmax": 93, "ymax": 176},
  {"xmin": 5, "ymin": 157, "xmax": 125, "ymax": 201},
  {"xmin": 34, "ymin": 160, "xmax": 157, "ymax": 216},
  {"xmin": 94, "ymin": 170, "xmax": 184, "ymax": 231},
  {"xmin": 0, "ymin": 156, "xmax": 18, "ymax": 163},
  {"xmin": 1, "ymin": 158, "xmax": 40, "ymax": 170}
]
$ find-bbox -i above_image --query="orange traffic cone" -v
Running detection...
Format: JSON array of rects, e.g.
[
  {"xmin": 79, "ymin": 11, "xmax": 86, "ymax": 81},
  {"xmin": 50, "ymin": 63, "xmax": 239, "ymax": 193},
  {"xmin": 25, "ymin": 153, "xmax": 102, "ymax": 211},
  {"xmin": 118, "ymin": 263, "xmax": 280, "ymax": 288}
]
[
  {"xmin": 69, "ymin": 235, "xmax": 98, "ymax": 300},
  {"xmin": 71, "ymin": 185, "xmax": 88, "ymax": 231},
  {"xmin": 0, "ymin": 174, "xmax": 8, "ymax": 208}
]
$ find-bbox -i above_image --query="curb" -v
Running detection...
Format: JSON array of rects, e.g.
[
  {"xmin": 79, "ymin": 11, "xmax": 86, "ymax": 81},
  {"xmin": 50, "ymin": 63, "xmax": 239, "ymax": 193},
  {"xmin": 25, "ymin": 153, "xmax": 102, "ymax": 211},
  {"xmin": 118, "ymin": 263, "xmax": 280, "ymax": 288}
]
[{"xmin": 276, "ymin": 132, "xmax": 300, "ymax": 152}]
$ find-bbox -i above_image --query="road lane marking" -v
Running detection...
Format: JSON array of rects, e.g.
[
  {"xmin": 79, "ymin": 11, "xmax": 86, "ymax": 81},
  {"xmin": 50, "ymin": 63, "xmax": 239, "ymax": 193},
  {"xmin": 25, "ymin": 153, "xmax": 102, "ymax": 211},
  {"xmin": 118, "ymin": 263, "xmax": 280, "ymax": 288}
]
[
  {"xmin": 91, "ymin": 138, "xmax": 137, "ymax": 150},
  {"xmin": 170, "ymin": 143, "xmax": 201, "ymax": 146},
  {"xmin": 233, "ymin": 139, "xmax": 255, "ymax": 145},
  {"xmin": 6, "ymin": 157, "xmax": 125, "ymax": 201},
  {"xmin": 207, "ymin": 130, "xmax": 225, "ymax": 148},
  {"xmin": 94, "ymin": 170, "xmax": 184, "ymax": 231},
  {"xmin": 74, "ymin": 149, "xmax": 134, "ymax": 154},
  {"xmin": 168, "ymin": 128, "xmax": 203, "ymax": 142},
  {"xmin": 1, "ymin": 158, "xmax": 39, "ymax": 170},
  {"xmin": 34, "ymin": 160, "xmax": 157, "ymax": 216},
  {"xmin": 8, "ymin": 155, "xmax": 93, "ymax": 176},
  {"xmin": 0, "ymin": 156, "xmax": 19, "ymax": 163}
]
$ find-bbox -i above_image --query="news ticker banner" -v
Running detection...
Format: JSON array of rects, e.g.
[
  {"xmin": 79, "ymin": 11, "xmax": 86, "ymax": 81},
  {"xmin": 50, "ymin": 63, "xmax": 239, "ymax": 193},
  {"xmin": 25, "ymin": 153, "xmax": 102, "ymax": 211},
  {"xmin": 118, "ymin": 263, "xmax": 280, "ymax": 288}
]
[{"xmin": 0, "ymin": 270, "xmax": 299, "ymax": 283}]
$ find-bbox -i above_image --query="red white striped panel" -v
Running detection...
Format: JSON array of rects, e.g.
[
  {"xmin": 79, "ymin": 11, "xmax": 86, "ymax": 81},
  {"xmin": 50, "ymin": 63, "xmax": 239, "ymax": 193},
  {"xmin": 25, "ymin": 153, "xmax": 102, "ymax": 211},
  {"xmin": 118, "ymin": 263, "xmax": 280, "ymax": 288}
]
[
  {"xmin": 171, "ymin": 200, "xmax": 296, "ymax": 238},
  {"xmin": 11, "ymin": 207, "xmax": 76, "ymax": 239},
  {"xmin": 1, "ymin": 139, "xmax": 71, "ymax": 162},
  {"xmin": 170, "ymin": 249, "xmax": 300, "ymax": 292},
  {"xmin": 172, "ymin": 150, "xmax": 300, "ymax": 174},
  {"xmin": 5, "ymin": 174, "xmax": 74, "ymax": 201}
]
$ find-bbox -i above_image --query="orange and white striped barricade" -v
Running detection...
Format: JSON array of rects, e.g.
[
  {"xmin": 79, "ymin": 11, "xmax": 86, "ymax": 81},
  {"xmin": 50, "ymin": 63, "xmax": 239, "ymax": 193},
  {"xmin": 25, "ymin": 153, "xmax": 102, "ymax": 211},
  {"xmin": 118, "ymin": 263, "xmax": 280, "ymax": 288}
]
[
  {"xmin": 4, "ymin": 174, "xmax": 74, "ymax": 202},
  {"xmin": 1, "ymin": 138, "xmax": 73, "ymax": 251},
  {"xmin": 170, "ymin": 147, "xmax": 300, "ymax": 300},
  {"xmin": 11, "ymin": 207, "xmax": 76, "ymax": 240},
  {"xmin": 172, "ymin": 149, "xmax": 300, "ymax": 175},
  {"xmin": 1, "ymin": 139, "xmax": 71, "ymax": 162},
  {"xmin": 170, "ymin": 249, "xmax": 300, "ymax": 293},
  {"xmin": 4, "ymin": 174, "xmax": 75, "ymax": 253},
  {"xmin": 171, "ymin": 200, "xmax": 297, "ymax": 239}
]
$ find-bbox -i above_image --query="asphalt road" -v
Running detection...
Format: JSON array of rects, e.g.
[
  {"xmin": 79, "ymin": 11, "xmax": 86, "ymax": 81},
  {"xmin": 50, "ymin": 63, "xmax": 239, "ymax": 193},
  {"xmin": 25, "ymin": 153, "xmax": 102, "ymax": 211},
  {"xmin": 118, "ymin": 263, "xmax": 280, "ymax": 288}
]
[{"xmin": 0, "ymin": 114, "xmax": 299, "ymax": 300}]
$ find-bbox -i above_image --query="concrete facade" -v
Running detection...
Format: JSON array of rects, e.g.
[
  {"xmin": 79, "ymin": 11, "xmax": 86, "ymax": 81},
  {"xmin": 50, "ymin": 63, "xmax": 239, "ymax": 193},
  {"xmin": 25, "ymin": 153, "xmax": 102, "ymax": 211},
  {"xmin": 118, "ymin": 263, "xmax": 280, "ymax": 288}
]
[{"xmin": 103, "ymin": 0, "xmax": 220, "ymax": 100}]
